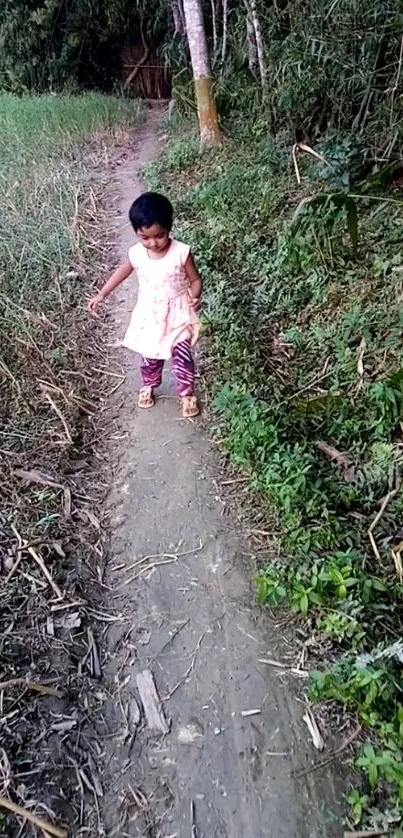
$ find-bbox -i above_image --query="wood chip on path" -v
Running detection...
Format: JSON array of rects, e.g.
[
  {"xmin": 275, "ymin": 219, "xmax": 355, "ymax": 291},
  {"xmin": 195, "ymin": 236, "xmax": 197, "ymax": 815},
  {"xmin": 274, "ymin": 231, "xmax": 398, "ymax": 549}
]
[{"xmin": 136, "ymin": 669, "xmax": 170, "ymax": 734}]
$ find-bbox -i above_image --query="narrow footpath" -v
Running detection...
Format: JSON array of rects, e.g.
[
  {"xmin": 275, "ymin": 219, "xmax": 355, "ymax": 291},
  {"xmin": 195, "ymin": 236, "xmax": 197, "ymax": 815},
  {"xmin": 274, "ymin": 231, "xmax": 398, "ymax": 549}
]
[{"xmin": 98, "ymin": 106, "xmax": 341, "ymax": 838}]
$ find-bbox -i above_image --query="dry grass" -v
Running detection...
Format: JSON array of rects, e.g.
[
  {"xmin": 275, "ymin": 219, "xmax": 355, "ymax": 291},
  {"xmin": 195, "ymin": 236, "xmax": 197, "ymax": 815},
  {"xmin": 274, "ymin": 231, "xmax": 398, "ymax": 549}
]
[{"xmin": 0, "ymin": 93, "xmax": 142, "ymax": 836}]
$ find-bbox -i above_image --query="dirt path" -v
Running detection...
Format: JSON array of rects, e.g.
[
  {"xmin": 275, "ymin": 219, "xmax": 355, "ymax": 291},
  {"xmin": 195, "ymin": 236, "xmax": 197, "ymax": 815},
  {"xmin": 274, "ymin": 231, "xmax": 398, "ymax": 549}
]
[{"xmin": 98, "ymin": 107, "xmax": 341, "ymax": 838}]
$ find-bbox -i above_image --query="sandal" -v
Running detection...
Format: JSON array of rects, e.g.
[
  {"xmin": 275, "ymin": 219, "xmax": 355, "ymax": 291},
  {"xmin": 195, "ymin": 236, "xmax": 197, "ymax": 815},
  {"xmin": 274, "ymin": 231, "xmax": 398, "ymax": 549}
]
[
  {"xmin": 138, "ymin": 386, "xmax": 155, "ymax": 409},
  {"xmin": 181, "ymin": 394, "xmax": 199, "ymax": 418}
]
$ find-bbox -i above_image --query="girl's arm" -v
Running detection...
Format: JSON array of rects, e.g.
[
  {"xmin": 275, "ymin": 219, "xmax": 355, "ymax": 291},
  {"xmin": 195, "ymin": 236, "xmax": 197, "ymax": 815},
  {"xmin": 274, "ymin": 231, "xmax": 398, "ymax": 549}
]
[
  {"xmin": 87, "ymin": 259, "xmax": 133, "ymax": 314},
  {"xmin": 185, "ymin": 253, "xmax": 202, "ymax": 312}
]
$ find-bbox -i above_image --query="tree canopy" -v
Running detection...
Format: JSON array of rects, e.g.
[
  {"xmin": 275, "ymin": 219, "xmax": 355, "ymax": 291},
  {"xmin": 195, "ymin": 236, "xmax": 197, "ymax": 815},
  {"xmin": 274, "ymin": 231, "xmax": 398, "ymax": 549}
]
[{"xmin": 1, "ymin": 0, "xmax": 402, "ymax": 158}]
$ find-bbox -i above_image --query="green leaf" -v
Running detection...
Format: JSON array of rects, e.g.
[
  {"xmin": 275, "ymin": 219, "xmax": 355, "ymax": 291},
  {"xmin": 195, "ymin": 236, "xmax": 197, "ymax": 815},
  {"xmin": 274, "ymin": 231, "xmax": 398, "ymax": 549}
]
[
  {"xmin": 300, "ymin": 592, "xmax": 309, "ymax": 615},
  {"xmin": 344, "ymin": 577, "xmax": 358, "ymax": 587},
  {"xmin": 353, "ymin": 801, "xmax": 362, "ymax": 825},
  {"xmin": 345, "ymin": 196, "xmax": 358, "ymax": 253},
  {"xmin": 368, "ymin": 762, "xmax": 378, "ymax": 789},
  {"xmin": 290, "ymin": 191, "xmax": 358, "ymax": 253}
]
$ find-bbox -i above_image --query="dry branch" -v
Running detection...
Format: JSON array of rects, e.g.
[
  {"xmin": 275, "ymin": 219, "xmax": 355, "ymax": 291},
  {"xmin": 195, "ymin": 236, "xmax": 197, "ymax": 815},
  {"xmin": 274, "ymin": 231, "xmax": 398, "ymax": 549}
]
[
  {"xmin": 314, "ymin": 440, "xmax": 356, "ymax": 482},
  {"xmin": 0, "ymin": 678, "xmax": 62, "ymax": 698},
  {"xmin": 367, "ymin": 488, "xmax": 399, "ymax": 566},
  {"xmin": 27, "ymin": 544, "xmax": 63, "ymax": 599},
  {"xmin": 44, "ymin": 392, "xmax": 73, "ymax": 444},
  {"xmin": 344, "ymin": 829, "xmax": 395, "ymax": 838},
  {"xmin": 124, "ymin": 13, "xmax": 149, "ymax": 89},
  {"xmin": 0, "ymin": 796, "xmax": 67, "ymax": 838}
]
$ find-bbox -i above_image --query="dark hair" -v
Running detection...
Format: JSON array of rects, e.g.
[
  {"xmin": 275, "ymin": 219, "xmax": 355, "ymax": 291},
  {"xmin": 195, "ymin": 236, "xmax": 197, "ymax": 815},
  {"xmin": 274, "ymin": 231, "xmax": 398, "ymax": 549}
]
[{"xmin": 129, "ymin": 192, "xmax": 173, "ymax": 232}]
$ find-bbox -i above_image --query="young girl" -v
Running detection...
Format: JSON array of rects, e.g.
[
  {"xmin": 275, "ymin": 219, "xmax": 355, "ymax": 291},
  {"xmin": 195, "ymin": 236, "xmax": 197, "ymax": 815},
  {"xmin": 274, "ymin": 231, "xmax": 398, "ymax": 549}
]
[{"xmin": 88, "ymin": 192, "xmax": 202, "ymax": 418}]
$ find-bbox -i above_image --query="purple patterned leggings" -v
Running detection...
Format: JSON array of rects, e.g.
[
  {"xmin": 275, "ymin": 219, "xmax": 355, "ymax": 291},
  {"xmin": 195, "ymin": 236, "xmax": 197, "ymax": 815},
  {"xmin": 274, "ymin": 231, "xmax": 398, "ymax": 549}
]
[{"xmin": 140, "ymin": 339, "xmax": 195, "ymax": 397}]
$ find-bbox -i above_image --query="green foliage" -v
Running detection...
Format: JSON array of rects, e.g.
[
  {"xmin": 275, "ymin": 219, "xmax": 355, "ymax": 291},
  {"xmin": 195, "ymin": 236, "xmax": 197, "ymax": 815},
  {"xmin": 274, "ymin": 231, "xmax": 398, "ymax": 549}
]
[
  {"xmin": 291, "ymin": 193, "xmax": 359, "ymax": 254},
  {"xmin": 0, "ymin": 0, "xmax": 166, "ymax": 93},
  {"xmin": 260, "ymin": 0, "xmax": 403, "ymax": 155},
  {"xmin": 148, "ymin": 118, "xmax": 403, "ymax": 829}
]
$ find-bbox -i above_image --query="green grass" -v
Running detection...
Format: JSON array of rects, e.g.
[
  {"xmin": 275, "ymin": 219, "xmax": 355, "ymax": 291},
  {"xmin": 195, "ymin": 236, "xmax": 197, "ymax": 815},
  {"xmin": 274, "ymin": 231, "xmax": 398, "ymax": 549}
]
[{"xmin": 147, "ymin": 124, "xmax": 403, "ymax": 834}]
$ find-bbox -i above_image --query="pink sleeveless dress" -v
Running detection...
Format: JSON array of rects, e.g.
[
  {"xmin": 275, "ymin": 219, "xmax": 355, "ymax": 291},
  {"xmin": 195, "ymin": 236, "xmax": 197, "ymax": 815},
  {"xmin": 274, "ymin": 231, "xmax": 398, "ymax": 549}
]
[{"xmin": 122, "ymin": 239, "xmax": 199, "ymax": 361}]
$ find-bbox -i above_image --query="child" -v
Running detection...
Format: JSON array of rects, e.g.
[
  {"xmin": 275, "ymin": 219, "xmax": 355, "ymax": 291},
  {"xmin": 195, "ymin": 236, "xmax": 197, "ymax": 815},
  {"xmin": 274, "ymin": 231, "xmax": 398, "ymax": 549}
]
[{"xmin": 88, "ymin": 192, "xmax": 202, "ymax": 418}]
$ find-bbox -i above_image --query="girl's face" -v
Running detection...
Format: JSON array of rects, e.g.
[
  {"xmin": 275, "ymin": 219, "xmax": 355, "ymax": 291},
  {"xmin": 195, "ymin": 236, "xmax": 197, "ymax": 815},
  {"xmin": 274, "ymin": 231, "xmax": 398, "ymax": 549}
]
[{"xmin": 137, "ymin": 223, "xmax": 170, "ymax": 255}]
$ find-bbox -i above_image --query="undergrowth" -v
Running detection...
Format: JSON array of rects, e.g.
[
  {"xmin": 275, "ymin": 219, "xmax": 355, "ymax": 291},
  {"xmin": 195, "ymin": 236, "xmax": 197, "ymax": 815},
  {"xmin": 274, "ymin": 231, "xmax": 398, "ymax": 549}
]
[
  {"xmin": 0, "ymin": 93, "xmax": 141, "ymax": 834},
  {"xmin": 147, "ymin": 123, "xmax": 403, "ymax": 833}
]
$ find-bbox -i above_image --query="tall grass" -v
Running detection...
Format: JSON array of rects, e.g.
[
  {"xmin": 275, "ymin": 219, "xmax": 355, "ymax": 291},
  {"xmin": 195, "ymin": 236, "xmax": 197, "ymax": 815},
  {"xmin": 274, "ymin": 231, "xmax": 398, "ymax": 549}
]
[
  {"xmin": 0, "ymin": 94, "xmax": 138, "ymax": 306},
  {"xmin": 0, "ymin": 94, "xmax": 140, "ymax": 445},
  {"xmin": 0, "ymin": 93, "xmax": 142, "ymax": 836}
]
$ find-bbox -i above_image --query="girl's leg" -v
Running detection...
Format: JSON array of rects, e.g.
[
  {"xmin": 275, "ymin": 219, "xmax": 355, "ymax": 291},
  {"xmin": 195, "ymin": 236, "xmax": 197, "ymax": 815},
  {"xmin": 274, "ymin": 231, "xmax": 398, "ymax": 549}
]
[
  {"xmin": 139, "ymin": 356, "xmax": 165, "ymax": 390},
  {"xmin": 171, "ymin": 340, "xmax": 199, "ymax": 417},
  {"xmin": 171, "ymin": 340, "xmax": 195, "ymax": 397},
  {"xmin": 138, "ymin": 356, "xmax": 164, "ymax": 408}
]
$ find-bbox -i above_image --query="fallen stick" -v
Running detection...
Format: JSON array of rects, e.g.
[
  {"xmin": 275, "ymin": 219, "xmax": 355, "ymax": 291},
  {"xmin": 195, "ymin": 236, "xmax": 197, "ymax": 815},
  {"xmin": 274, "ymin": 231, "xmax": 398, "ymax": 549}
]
[
  {"xmin": 344, "ymin": 829, "xmax": 395, "ymax": 838},
  {"xmin": 303, "ymin": 708, "xmax": 324, "ymax": 750},
  {"xmin": 10, "ymin": 524, "xmax": 63, "ymax": 599},
  {"xmin": 0, "ymin": 678, "xmax": 62, "ymax": 698},
  {"xmin": 367, "ymin": 488, "xmax": 399, "ymax": 566},
  {"xmin": 27, "ymin": 544, "xmax": 63, "ymax": 599},
  {"xmin": 165, "ymin": 631, "xmax": 207, "ymax": 700},
  {"xmin": 191, "ymin": 799, "xmax": 198, "ymax": 838},
  {"xmin": 122, "ymin": 541, "xmax": 204, "ymax": 576},
  {"xmin": 44, "ymin": 392, "xmax": 73, "ymax": 444},
  {"xmin": 0, "ymin": 795, "xmax": 68, "ymax": 838},
  {"xmin": 294, "ymin": 726, "xmax": 361, "ymax": 777},
  {"xmin": 4, "ymin": 553, "xmax": 24, "ymax": 583},
  {"xmin": 13, "ymin": 468, "xmax": 62, "ymax": 489},
  {"xmin": 258, "ymin": 658, "xmax": 287, "ymax": 668}
]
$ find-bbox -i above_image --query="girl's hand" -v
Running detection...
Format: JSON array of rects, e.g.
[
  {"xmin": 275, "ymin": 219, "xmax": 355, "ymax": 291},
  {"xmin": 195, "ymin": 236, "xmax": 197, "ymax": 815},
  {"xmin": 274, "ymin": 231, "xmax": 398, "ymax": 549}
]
[
  {"xmin": 189, "ymin": 295, "xmax": 201, "ymax": 313},
  {"xmin": 87, "ymin": 293, "xmax": 104, "ymax": 315}
]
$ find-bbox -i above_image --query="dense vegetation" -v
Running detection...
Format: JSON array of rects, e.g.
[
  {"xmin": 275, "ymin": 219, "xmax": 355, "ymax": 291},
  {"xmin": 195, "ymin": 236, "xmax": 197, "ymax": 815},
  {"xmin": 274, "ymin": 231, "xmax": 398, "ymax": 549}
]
[
  {"xmin": 0, "ymin": 0, "xmax": 166, "ymax": 92},
  {"xmin": 148, "ymin": 2, "xmax": 403, "ymax": 832},
  {"xmin": 1, "ymin": 0, "xmax": 403, "ymax": 832},
  {"xmin": 147, "ymin": 120, "xmax": 403, "ymax": 833}
]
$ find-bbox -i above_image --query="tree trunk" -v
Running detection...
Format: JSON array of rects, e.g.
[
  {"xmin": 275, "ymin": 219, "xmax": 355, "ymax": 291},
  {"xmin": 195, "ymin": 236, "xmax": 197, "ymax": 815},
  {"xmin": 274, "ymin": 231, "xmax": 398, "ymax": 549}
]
[
  {"xmin": 244, "ymin": 0, "xmax": 268, "ymax": 100},
  {"xmin": 182, "ymin": 0, "xmax": 222, "ymax": 148},
  {"xmin": 246, "ymin": 10, "xmax": 258, "ymax": 73},
  {"xmin": 210, "ymin": 0, "xmax": 218, "ymax": 57},
  {"xmin": 221, "ymin": 0, "xmax": 228, "ymax": 63},
  {"xmin": 172, "ymin": 0, "xmax": 186, "ymax": 35}
]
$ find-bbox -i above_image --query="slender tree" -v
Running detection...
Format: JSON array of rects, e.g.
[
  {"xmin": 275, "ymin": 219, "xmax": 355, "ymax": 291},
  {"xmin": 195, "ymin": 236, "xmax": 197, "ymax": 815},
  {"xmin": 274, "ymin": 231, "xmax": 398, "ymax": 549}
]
[
  {"xmin": 246, "ymin": 9, "xmax": 258, "ymax": 74},
  {"xmin": 182, "ymin": 0, "xmax": 222, "ymax": 148},
  {"xmin": 210, "ymin": 0, "xmax": 218, "ymax": 56},
  {"xmin": 172, "ymin": 0, "xmax": 186, "ymax": 35},
  {"xmin": 221, "ymin": 0, "xmax": 228, "ymax": 62},
  {"xmin": 243, "ymin": 0, "xmax": 267, "ymax": 101}
]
